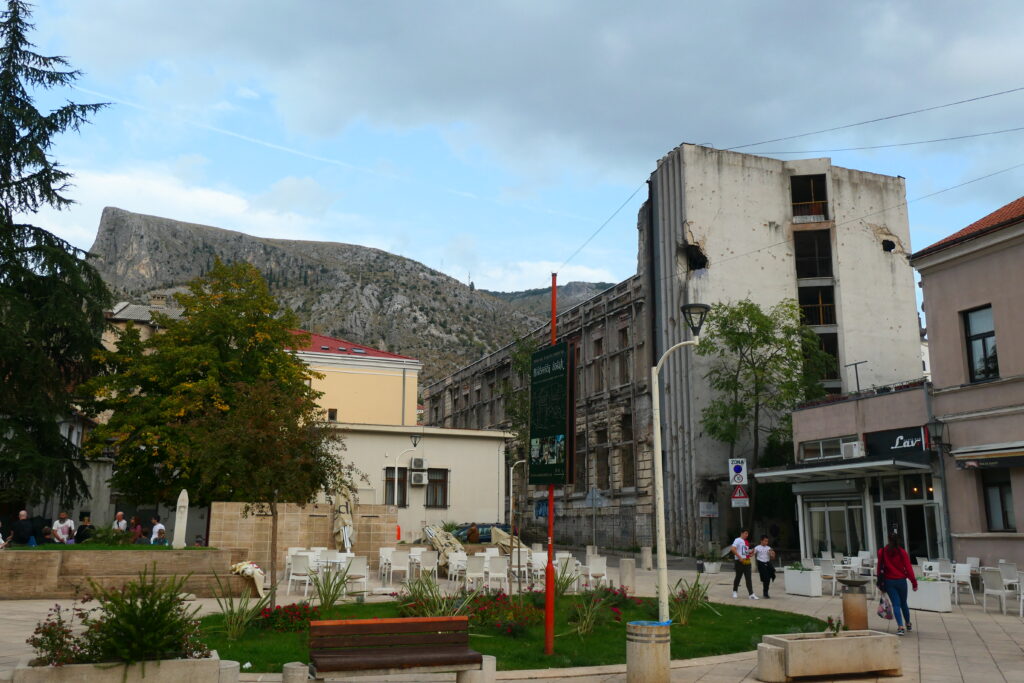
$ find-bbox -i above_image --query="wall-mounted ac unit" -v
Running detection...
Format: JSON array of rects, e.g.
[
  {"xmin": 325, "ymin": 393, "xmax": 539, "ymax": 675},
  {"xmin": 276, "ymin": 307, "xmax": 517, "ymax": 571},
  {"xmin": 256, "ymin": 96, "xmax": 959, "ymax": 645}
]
[
  {"xmin": 410, "ymin": 471, "xmax": 428, "ymax": 486},
  {"xmin": 410, "ymin": 456, "xmax": 428, "ymax": 470},
  {"xmin": 841, "ymin": 442, "xmax": 863, "ymax": 460}
]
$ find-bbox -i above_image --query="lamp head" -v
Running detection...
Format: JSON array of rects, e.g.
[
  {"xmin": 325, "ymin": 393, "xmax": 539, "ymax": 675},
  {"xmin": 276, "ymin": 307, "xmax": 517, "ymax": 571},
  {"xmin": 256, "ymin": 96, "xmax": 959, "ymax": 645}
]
[
  {"xmin": 925, "ymin": 420, "xmax": 945, "ymax": 451},
  {"xmin": 410, "ymin": 434, "xmax": 422, "ymax": 448},
  {"xmin": 681, "ymin": 303, "xmax": 711, "ymax": 337}
]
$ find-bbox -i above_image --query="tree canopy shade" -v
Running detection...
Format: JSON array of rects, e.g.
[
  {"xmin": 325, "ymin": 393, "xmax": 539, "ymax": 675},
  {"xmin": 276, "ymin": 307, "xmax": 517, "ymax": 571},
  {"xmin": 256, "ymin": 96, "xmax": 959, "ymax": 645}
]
[
  {"xmin": 0, "ymin": 0, "xmax": 111, "ymax": 506},
  {"xmin": 82, "ymin": 260, "xmax": 335, "ymax": 507},
  {"xmin": 697, "ymin": 299, "xmax": 831, "ymax": 514}
]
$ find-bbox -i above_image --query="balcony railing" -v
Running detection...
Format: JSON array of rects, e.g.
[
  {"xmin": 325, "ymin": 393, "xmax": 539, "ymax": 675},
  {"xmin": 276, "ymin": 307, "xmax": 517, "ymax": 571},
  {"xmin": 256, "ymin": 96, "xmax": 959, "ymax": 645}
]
[
  {"xmin": 793, "ymin": 201, "xmax": 829, "ymax": 222},
  {"xmin": 801, "ymin": 302, "xmax": 836, "ymax": 326}
]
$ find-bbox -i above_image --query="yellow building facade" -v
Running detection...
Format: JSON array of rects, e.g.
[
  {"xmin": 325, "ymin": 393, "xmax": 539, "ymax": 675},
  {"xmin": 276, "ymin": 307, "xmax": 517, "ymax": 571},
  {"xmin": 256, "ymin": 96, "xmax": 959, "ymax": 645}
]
[{"xmin": 291, "ymin": 331, "xmax": 422, "ymax": 426}]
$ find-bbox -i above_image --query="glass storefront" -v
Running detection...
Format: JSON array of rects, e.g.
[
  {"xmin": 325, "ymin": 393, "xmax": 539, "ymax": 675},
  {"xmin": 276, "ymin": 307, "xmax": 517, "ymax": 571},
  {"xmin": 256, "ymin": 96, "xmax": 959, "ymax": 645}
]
[{"xmin": 801, "ymin": 472, "xmax": 944, "ymax": 561}]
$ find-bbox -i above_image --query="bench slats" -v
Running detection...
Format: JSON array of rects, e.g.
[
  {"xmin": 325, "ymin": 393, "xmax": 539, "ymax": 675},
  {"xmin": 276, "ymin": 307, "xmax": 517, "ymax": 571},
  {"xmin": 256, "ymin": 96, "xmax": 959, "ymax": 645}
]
[
  {"xmin": 311, "ymin": 645, "xmax": 482, "ymax": 672},
  {"xmin": 311, "ymin": 631, "xmax": 468, "ymax": 649},
  {"xmin": 310, "ymin": 618, "xmax": 468, "ymax": 637}
]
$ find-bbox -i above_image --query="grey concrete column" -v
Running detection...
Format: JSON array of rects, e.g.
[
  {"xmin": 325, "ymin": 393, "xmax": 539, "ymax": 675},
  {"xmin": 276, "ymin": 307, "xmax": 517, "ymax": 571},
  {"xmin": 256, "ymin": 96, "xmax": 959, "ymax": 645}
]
[
  {"xmin": 456, "ymin": 655, "xmax": 496, "ymax": 682},
  {"xmin": 218, "ymin": 660, "xmax": 239, "ymax": 683},
  {"xmin": 619, "ymin": 558, "xmax": 636, "ymax": 592},
  {"xmin": 640, "ymin": 546, "xmax": 653, "ymax": 570},
  {"xmin": 282, "ymin": 662, "xmax": 308, "ymax": 683}
]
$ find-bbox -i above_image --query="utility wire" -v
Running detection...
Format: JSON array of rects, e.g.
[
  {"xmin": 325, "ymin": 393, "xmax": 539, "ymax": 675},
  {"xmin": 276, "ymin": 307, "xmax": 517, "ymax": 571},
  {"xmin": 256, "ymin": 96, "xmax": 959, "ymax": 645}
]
[
  {"xmin": 724, "ymin": 85, "xmax": 1024, "ymax": 150},
  {"xmin": 557, "ymin": 181, "xmax": 645, "ymax": 271},
  {"xmin": 755, "ymin": 124, "xmax": 1024, "ymax": 155}
]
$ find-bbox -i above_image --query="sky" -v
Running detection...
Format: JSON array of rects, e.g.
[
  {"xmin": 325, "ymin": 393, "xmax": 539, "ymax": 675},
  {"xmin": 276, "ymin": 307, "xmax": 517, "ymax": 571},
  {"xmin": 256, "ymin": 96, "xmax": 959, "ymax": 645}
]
[{"xmin": 23, "ymin": 1, "xmax": 1024, "ymax": 292}]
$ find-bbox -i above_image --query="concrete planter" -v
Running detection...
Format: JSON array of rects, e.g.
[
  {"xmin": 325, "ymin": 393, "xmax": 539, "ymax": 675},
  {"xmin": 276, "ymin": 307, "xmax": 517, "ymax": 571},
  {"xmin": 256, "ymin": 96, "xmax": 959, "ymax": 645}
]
[
  {"xmin": 756, "ymin": 631, "xmax": 901, "ymax": 682},
  {"xmin": 907, "ymin": 580, "xmax": 952, "ymax": 612},
  {"xmin": 703, "ymin": 562, "xmax": 721, "ymax": 574},
  {"xmin": 783, "ymin": 569, "xmax": 822, "ymax": 597},
  {"xmin": 12, "ymin": 654, "xmax": 229, "ymax": 683}
]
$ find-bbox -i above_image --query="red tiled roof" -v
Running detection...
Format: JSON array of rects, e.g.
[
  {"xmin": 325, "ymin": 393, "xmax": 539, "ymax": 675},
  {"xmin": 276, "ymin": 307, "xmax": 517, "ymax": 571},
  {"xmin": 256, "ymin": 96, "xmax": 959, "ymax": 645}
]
[
  {"xmin": 288, "ymin": 330, "xmax": 416, "ymax": 361},
  {"xmin": 913, "ymin": 195, "xmax": 1024, "ymax": 258}
]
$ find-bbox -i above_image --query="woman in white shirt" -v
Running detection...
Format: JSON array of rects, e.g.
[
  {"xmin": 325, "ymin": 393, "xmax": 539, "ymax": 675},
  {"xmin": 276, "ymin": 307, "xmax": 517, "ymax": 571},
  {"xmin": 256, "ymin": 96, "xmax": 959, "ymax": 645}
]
[{"xmin": 753, "ymin": 535, "xmax": 777, "ymax": 598}]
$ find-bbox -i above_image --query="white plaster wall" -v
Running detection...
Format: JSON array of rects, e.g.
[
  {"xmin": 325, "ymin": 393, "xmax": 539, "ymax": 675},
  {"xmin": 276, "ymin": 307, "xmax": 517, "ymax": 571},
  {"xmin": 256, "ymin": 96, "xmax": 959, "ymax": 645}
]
[{"xmin": 336, "ymin": 425, "xmax": 507, "ymax": 540}]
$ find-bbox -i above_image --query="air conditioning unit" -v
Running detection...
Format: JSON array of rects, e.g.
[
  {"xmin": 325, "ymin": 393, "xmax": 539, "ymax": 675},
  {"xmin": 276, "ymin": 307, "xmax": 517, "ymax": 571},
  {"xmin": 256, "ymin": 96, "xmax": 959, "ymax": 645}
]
[
  {"xmin": 841, "ymin": 442, "xmax": 863, "ymax": 460},
  {"xmin": 410, "ymin": 471, "xmax": 429, "ymax": 486},
  {"xmin": 410, "ymin": 456, "xmax": 428, "ymax": 470}
]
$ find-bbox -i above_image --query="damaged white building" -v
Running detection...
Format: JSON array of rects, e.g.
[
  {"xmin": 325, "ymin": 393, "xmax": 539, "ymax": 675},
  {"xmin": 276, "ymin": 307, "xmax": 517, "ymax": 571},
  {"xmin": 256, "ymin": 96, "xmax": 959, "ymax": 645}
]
[{"xmin": 424, "ymin": 144, "xmax": 922, "ymax": 553}]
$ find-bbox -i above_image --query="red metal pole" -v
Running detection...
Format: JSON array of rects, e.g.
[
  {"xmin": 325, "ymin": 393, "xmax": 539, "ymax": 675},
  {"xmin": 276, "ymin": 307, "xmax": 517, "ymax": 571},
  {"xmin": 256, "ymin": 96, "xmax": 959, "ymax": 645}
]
[{"xmin": 544, "ymin": 272, "xmax": 557, "ymax": 656}]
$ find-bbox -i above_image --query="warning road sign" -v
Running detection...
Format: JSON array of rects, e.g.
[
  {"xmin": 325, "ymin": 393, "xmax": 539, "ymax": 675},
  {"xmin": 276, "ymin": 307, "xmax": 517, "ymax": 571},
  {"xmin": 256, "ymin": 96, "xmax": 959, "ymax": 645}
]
[{"xmin": 731, "ymin": 484, "xmax": 749, "ymax": 508}]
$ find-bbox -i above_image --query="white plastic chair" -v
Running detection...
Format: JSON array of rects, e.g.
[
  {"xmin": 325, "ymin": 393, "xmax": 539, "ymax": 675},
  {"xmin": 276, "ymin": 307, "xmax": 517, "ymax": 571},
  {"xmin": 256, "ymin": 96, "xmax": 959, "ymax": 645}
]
[
  {"xmin": 999, "ymin": 563, "xmax": 1020, "ymax": 591},
  {"xmin": 447, "ymin": 551, "xmax": 467, "ymax": 584},
  {"xmin": 287, "ymin": 553, "xmax": 315, "ymax": 597},
  {"xmin": 530, "ymin": 553, "xmax": 546, "ymax": 584},
  {"xmin": 346, "ymin": 555, "xmax": 368, "ymax": 595},
  {"xmin": 510, "ymin": 549, "xmax": 531, "ymax": 580},
  {"xmin": 820, "ymin": 559, "xmax": 838, "ymax": 596},
  {"xmin": 586, "ymin": 556, "xmax": 608, "ymax": 588},
  {"xmin": 857, "ymin": 550, "xmax": 871, "ymax": 561},
  {"xmin": 418, "ymin": 551, "xmax": 439, "ymax": 580},
  {"xmin": 952, "ymin": 563, "xmax": 975, "ymax": 605},
  {"xmin": 936, "ymin": 559, "xmax": 954, "ymax": 581},
  {"xmin": 1018, "ymin": 571, "xmax": 1024, "ymax": 619},
  {"xmin": 388, "ymin": 550, "xmax": 411, "ymax": 585},
  {"xmin": 463, "ymin": 555, "xmax": 487, "ymax": 589},
  {"xmin": 487, "ymin": 556, "xmax": 509, "ymax": 591},
  {"xmin": 982, "ymin": 567, "xmax": 1013, "ymax": 615},
  {"xmin": 484, "ymin": 547, "xmax": 500, "ymax": 557},
  {"xmin": 378, "ymin": 547, "xmax": 395, "ymax": 579},
  {"xmin": 966, "ymin": 556, "xmax": 981, "ymax": 572}
]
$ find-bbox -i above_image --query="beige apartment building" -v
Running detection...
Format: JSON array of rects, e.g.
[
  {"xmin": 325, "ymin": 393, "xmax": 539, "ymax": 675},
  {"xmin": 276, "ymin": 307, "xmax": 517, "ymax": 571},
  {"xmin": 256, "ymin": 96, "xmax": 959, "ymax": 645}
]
[{"xmin": 911, "ymin": 196, "xmax": 1024, "ymax": 565}]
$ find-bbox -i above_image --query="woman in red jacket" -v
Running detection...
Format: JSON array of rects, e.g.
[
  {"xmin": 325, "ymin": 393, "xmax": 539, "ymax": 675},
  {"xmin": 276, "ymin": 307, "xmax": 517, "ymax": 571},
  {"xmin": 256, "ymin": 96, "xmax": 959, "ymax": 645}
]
[{"xmin": 877, "ymin": 533, "xmax": 918, "ymax": 635}]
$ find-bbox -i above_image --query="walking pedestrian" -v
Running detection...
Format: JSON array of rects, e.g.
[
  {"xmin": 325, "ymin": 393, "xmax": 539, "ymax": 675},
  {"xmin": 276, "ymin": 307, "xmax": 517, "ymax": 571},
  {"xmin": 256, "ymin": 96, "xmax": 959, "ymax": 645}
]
[
  {"xmin": 753, "ymin": 535, "xmax": 776, "ymax": 598},
  {"xmin": 731, "ymin": 529, "xmax": 758, "ymax": 599},
  {"xmin": 877, "ymin": 533, "xmax": 917, "ymax": 635}
]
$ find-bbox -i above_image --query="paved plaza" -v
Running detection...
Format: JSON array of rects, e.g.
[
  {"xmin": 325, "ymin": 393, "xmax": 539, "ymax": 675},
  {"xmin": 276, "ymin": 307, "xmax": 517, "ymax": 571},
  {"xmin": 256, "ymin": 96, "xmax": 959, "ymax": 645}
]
[{"xmin": 1, "ymin": 555, "xmax": 1021, "ymax": 682}]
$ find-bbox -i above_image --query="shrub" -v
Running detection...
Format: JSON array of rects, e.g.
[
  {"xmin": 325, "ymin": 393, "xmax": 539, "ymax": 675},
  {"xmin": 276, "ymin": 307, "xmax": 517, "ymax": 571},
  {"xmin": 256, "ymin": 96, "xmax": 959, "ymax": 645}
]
[
  {"xmin": 82, "ymin": 527, "xmax": 134, "ymax": 547},
  {"xmin": 569, "ymin": 590, "xmax": 613, "ymax": 636},
  {"xmin": 670, "ymin": 575, "xmax": 720, "ymax": 626},
  {"xmin": 27, "ymin": 566, "xmax": 210, "ymax": 668},
  {"xmin": 398, "ymin": 575, "xmax": 481, "ymax": 619},
  {"xmin": 257, "ymin": 603, "xmax": 320, "ymax": 632},
  {"xmin": 212, "ymin": 574, "xmax": 270, "ymax": 641},
  {"xmin": 466, "ymin": 591, "xmax": 542, "ymax": 634},
  {"xmin": 310, "ymin": 565, "xmax": 350, "ymax": 611}
]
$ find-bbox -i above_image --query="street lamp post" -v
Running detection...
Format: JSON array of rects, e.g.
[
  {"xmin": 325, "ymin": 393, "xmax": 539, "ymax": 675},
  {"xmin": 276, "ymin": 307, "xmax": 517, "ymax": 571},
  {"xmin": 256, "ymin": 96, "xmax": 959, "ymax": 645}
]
[
  {"xmin": 651, "ymin": 303, "xmax": 710, "ymax": 623},
  {"xmin": 509, "ymin": 459, "xmax": 526, "ymax": 593},
  {"xmin": 389, "ymin": 434, "xmax": 422, "ymax": 539}
]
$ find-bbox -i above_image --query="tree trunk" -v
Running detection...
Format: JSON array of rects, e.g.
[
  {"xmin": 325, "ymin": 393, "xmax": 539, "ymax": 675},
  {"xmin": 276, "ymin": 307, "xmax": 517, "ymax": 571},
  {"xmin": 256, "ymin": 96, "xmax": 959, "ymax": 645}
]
[
  {"xmin": 750, "ymin": 401, "xmax": 761, "ymax": 522},
  {"xmin": 269, "ymin": 499, "xmax": 278, "ymax": 607}
]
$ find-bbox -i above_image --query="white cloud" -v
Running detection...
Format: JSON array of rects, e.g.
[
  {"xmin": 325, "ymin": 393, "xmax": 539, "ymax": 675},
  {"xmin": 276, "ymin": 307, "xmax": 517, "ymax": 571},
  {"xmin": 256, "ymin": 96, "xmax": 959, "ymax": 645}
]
[{"xmin": 254, "ymin": 176, "xmax": 341, "ymax": 217}]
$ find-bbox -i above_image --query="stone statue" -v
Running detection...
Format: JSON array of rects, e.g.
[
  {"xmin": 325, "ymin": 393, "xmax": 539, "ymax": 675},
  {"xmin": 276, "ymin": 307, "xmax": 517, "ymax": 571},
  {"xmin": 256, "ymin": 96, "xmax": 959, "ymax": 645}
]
[
  {"xmin": 333, "ymin": 486, "xmax": 356, "ymax": 552},
  {"xmin": 172, "ymin": 489, "xmax": 189, "ymax": 549}
]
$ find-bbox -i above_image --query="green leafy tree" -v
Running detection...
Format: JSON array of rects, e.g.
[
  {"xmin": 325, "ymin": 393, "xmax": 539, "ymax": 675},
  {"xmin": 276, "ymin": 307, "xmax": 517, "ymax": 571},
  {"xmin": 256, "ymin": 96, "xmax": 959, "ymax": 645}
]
[
  {"xmin": 501, "ymin": 336, "xmax": 537, "ymax": 534},
  {"xmin": 83, "ymin": 260, "xmax": 325, "ymax": 506},
  {"xmin": 189, "ymin": 379, "xmax": 355, "ymax": 605},
  {"xmin": 697, "ymin": 299, "xmax": 832, "ymax": 516},
  {"xmin": 0, "ymin": 0, "xmax": 110, "ymax": 506}
]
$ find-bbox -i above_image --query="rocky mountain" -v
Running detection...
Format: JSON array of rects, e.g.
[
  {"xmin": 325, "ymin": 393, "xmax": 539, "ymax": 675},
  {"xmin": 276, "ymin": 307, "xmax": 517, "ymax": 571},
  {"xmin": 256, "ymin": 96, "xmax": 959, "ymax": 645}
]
[
  {"xmin": 88, "ymin": 207, "xmax": 548, "ymax": 386},
  {"xmin": 482, "ymin": 281, "xmax": 615, "ymax": 318}
]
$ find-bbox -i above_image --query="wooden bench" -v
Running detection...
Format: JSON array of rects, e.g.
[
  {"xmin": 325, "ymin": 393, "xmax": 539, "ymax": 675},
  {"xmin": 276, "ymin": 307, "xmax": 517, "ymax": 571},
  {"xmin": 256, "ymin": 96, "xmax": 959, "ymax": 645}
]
[{"xmin": 308, "ymin": 616, "xmax": 494, "ymax": 682}]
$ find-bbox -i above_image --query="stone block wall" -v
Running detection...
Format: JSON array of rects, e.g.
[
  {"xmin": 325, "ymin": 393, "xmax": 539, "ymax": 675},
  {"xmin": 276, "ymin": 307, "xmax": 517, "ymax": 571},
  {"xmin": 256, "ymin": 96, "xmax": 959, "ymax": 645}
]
[
  {"xmin": 0, "ymin": 549, "xmax": 245, "ymax": 599},
  {"xmin": 208, "ymin": 502, "xmax": 397, "ymax": 571}
]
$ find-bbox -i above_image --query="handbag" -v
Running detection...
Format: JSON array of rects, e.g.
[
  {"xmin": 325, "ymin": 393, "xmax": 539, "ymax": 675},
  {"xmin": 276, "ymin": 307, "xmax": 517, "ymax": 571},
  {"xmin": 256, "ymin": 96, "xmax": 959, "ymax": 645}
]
[{"xmin": 877, "ymin": 595, "xmax": 894, "ymax": 620}]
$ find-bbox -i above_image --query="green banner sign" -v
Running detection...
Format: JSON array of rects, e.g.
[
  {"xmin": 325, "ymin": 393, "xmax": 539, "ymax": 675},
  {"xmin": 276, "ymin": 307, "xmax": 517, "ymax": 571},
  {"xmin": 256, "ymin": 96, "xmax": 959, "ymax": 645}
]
[{"xmin": 528, "ymin": 342, "xmax": 569, "ymax": 485}]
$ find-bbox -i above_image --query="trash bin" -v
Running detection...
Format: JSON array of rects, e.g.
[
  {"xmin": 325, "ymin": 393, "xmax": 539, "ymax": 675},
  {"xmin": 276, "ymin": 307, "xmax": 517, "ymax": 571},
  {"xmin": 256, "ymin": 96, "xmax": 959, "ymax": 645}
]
[{"xmin": 626, "ymin": 620, "xmax": 671, "ymax": 683}]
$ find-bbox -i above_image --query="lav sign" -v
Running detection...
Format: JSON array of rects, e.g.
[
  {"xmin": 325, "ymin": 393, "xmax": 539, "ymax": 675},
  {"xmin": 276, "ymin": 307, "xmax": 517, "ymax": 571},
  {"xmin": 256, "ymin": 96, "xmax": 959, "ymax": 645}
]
[{"xmin": 728, "ymin": 458, "xmax": 747, "ymax": 485}]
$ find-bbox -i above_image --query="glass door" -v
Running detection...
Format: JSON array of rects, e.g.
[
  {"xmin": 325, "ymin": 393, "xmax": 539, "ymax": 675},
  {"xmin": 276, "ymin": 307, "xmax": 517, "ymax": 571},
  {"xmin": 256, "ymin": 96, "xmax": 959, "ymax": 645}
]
[{"xmin": 806, "ymin": 501, "xmax": 864, "ymax": 558}]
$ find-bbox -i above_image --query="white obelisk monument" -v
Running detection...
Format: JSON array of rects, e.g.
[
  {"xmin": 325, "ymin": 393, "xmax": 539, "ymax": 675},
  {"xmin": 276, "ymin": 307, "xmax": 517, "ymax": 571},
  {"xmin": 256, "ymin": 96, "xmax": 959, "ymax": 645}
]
[{"xmin": 172, "ymin": 489, "xmax": 189, "ymax": 549}]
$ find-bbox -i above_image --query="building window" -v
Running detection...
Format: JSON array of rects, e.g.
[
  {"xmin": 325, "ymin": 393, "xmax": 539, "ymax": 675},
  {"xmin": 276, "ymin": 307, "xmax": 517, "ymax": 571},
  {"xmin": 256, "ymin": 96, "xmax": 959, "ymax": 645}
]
[
  {"xmin": 791, "ymin": 174, "xmax": 829, "ymax": 221},
  {"xmin": 617, "ymin": 352, "xmax": 631, "ymax": 385},
  {"xmin": 426, "ymin": 469, "xmax": 449, "ymax": 508},
  {"xmin": 794, "ymin": 229, "xmax": 833, "ymax": 278},
  {"xmin": 593, "ymin": 337, "xmax": 603, "ymax": 357},
  {"xmin": 327, "ymin": 408, "xmax": 338, "ymax": 421},
  {"xmin": 574, "ymin": 432, "xmax": 588, "ymax": 493},
  {"xmin": 964, "ymin": 305, "xmax": 998, "ymax": 382},
  {"xmin": 618, "ymin": 327, "xmax": 629, "ymax": 350},
  {"xmin": 800, "ymin": 435, "xmax": 858, "ymax": 461},
  {"xmin": 385, "ymin": 467, "xmax": 408, "ymax": 507},
  {"xmin": 592, "ymin": 359, "xmax": 604, "ymax": 392},
  {"xmin": 798, "ymin": 286, "xmax": 836, "ymax": 326},
  {"xmin": 816, "ymin": 332, "xmax": 840, "ymax": 380},
  {"xmin": 981, "ymin": 469, "xmax": 1015, "ymax": 531}
]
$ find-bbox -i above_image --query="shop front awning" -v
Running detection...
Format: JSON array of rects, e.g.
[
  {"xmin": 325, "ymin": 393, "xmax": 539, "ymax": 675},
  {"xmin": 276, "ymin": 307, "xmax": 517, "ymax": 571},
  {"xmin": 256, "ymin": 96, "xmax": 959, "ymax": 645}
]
[
  {"xmin": 754, "ymin": 452, "xmax": 933, "ymax": 484},
  {"xmin": 952, "ymin": 441, "xmax": 1024, "ymax": 469}
]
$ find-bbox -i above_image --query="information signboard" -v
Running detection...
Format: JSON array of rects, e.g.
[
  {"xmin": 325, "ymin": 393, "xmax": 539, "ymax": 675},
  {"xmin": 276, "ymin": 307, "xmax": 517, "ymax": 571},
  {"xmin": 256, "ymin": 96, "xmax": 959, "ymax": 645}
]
[
  {"xmin": 728, "ymin": 458, "xmax": 747, "ymax": 485},
  {"xmin": 528, "ymin": 342, "xmax": 569, "ymax": 485}
]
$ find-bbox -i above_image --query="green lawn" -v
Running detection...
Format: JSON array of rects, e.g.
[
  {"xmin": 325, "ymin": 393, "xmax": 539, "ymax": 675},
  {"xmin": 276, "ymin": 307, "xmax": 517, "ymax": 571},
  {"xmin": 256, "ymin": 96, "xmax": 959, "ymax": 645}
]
[{"xmin": 201, "ymin": 597, "xmax": 824, "ymax": 673}]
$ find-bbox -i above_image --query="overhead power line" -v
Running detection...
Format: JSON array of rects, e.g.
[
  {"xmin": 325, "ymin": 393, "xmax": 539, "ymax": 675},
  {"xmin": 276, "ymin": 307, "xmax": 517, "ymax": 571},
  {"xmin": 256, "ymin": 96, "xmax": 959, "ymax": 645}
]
[
  {"xmin": 756, "ymin": 124, "xmax": 1024, "ymax": 155},
  {"xmin": 724, "ymin": 85, "xmax": 1024, "ymax": 150}
]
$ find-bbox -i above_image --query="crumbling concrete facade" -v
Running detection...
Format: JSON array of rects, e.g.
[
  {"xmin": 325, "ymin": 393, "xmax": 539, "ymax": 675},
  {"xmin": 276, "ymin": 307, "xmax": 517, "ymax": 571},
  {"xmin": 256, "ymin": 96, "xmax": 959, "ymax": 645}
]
[{"xmin": 425, "ymin": 144, "xmax": 923, "ymax": 553}]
